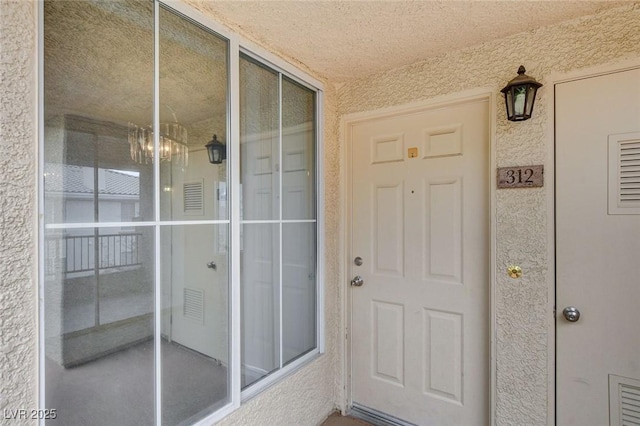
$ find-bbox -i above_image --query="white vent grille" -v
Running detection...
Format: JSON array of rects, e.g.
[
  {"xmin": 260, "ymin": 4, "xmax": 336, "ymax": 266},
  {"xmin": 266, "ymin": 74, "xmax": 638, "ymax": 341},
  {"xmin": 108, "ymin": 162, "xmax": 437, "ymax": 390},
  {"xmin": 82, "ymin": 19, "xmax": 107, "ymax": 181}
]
[
  {"xmin": 621, "ymin": 384, "xmax": 640, "ymax": 425},
  {"xmin": 183, "ymin": 288, "xmax": 204, "ymax": 324},
  {"xmin": 620, "ymin": 141, "xmax": 640, "ymax": 205},
  {"xmin": 610, "ymin": 375, "xmax": 640, "ymax": 425},
  {"xmin": 183, "ymin": 180, "xmax": 204, "ymax": 215},
  {"xmin": 609, "ymin": 134, "xmax": 640, "ymax": 214}
]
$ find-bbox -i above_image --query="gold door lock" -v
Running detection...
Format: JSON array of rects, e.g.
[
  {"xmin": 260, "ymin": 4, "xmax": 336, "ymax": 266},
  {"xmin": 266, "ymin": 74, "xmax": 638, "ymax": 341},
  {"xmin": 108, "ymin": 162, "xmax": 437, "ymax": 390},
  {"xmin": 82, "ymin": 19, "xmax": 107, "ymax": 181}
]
[{"xmin": 507, "ymin": 265, "xmax": 522, "ymax": 279}]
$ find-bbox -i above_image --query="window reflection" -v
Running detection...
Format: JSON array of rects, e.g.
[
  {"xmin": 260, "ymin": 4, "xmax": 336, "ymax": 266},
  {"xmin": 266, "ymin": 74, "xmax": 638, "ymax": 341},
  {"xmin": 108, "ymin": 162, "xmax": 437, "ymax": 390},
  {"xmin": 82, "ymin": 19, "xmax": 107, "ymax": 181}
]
[
  {"xmin": 161, "ymin": 225, "xmax": 230, "ymax": 424},
  {"xmin": 239, "ymin": 55, "xmax": 318, "ymax": 389},
  {"xmin": 44, "ymin": 1, "xmax": 155, "ymax": 424}
]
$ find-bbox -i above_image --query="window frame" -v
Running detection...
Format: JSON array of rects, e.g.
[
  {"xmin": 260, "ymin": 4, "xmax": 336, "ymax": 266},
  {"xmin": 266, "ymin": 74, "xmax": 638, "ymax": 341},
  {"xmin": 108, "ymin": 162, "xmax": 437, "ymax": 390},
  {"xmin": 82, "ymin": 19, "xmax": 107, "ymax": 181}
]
[{"xmin": 37, "ymin": 0, "xmax": 325, "ymax": 424}]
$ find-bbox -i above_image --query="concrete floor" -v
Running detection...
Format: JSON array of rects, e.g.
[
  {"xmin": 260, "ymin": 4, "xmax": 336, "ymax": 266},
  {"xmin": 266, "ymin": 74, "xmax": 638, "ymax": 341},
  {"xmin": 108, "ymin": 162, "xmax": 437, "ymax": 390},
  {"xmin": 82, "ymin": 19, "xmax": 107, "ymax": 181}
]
[{"xmin": 321, "ymin": 412, "xmax": 373, "ymax": 426}]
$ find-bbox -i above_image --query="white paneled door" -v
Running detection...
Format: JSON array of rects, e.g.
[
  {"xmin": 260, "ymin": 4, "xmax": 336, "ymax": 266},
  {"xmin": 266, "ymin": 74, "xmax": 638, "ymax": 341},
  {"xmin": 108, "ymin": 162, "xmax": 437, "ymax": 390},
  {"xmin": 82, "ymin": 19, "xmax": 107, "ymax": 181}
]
[
  {"xmin": 170, "ymin": 150, "xmax": 224, "ymax": 361},
  {"xmin": 350, "ymin": 99, "xmax": 490, "ymax": 425},
  {"xmin": 556, "ymin": 68, "xmax": 640, "ymax": 425}
]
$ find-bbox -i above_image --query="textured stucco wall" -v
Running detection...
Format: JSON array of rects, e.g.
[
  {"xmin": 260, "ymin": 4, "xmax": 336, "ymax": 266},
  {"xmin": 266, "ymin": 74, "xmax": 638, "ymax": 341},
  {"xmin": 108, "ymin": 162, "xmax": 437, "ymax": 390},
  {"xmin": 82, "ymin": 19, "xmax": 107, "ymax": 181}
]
[
  {"xmin": 338, "ymin": 3, "xmax": 640, "ymax": 425},
  {"xmin": 5, "ymin": 1, "xmax": 640, "ymax": 425},
  {"xmin": 0, "ymin": 0, "xmax": 38, "ymax": 422}
]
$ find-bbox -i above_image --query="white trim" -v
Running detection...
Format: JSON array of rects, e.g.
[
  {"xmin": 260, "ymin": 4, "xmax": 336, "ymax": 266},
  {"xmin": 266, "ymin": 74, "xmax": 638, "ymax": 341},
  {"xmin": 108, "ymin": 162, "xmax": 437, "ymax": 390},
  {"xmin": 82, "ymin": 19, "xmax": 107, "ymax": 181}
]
[
  {"xmin": 44, "ymin": 220, "xmax": 231, "ymax": 229},
  {"xmin": 340, "ymin": 88, "xmax": 497, "ymax": 421},
  {"xmin": 488, "ymin": 91, "xmax": 498, "ymax": 426},
  {"xmin": 189, "ymin": 402, "xmax": 237, "ymax": 426},
  {"xmin": 316, "ymin": 88, "xmax": 326, "ymax": 354},
  {"xmin": 241, "ymin": 122, "xmax": 315, "ymax": 145},
  {"xmin": 546, "ymin": 57, "xmax": 640, "ymax": 426},
  {"xmin": 339, "ymin": 105, "xmax": 351, "ymax": 415},
  {"xmin": 37, "ymin": 1, "xmax": 45, "ymax": 422},
  {"xmin": 548, "ymin": 57, "xmax": 640, "ymax": 86},
  {"xmin": 229, "ymin": 31, "xmax": 242, "ymax": 414},
  {"xmin": 242, "ymin": 219, "xmax": 317, "ymax": 224},
  {"xmin": 240, "ymin": 350, "xmax": 321, "ymax": 401},
  {"xmin": 278, "ymin": 72, "xmax": 284, "ymax": 369},
  {"xmin": 161, "ymin": 0, "xmax": 235, "ymax": 42},
  {"xmin": 44, "ymin": 222, "xmax": 156, "ymax": 229},
  {"xmin": 545, "ymin": 69, "xmax": 558, "ymax": 426},
  {"xmin": 153, "ymin": 2, "xmax": 162, "ymax": 423},
  {"xmin": 341, "ymin": 87, "xmax": 496, "ymax": 124},
  {"xmin": 239, "ymin": 47, "xmax": 324, "ymax": 93}
]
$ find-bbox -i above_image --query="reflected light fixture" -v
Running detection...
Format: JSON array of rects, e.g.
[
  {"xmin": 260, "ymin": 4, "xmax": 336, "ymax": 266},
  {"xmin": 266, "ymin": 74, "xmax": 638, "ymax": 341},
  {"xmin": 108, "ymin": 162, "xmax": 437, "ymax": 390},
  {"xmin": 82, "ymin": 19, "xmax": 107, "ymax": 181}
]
[
  {"xmin": 128, "ymin": 106, "xmax": 188, "ymax": 167},
  {"xmin": 205, "ymin": 134, "xmax": 226, "ymax": 164},
  {"xmin": 501, "ymin": 65, "xmax": 543, "ymax": 122}
]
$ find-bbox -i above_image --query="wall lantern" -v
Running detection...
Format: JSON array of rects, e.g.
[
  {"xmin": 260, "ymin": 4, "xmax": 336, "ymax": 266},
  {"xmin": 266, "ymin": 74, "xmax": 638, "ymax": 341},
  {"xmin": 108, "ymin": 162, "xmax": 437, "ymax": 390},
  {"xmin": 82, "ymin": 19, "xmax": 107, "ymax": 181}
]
[
  {"xmin": 501, "ymin": 65, "xmax": 543, "ymax": 122},
  {"xmin": 205, "ymin": 134, "xmax": 226, "ymax": 164}
]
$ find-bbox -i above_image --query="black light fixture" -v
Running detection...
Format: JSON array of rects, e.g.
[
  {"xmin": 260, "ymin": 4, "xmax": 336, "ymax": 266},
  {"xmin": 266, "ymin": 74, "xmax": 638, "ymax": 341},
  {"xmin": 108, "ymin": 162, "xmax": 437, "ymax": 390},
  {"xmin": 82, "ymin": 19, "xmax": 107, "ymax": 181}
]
[
  {"xmin": 501, "ymin": 65, "xmax": 543, "ymax": 122},
  {"xmin": 205, "ymin": 134, "xmax": 226, "ymax": 164}
]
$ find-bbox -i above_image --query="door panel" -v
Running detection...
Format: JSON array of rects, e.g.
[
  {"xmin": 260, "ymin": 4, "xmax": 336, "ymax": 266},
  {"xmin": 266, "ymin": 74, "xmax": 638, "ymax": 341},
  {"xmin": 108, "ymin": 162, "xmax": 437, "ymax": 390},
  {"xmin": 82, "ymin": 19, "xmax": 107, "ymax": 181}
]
[
  {"xmin": 556, "ymin": 68, "xmax": 640, "ymax": 425},
  {"xmin": 350, "ymin": 99, "xmax": 490, "ymax": 425},
  {"xmin": 169, "ymin": 150, "xmax": 226, "ymax": 361}
]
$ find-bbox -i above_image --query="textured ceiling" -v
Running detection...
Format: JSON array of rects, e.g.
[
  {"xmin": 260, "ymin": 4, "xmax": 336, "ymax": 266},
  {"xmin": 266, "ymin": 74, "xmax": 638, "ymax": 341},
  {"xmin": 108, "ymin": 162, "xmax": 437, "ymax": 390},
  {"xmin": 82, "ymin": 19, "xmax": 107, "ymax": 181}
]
[{"xmin": 184, "ymin": 0, "xmax": 629, "ymax": 82}]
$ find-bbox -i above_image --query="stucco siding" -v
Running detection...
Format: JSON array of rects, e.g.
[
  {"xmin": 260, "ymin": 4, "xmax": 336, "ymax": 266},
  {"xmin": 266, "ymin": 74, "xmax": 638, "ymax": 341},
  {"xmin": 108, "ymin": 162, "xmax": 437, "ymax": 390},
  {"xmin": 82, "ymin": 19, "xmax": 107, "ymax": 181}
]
[
  {"xmin": 337, "ymin": 3, "xmax": 640, "ymax": 425},
  {"xmin": 0, "ymin": 0, "xmax": 38, "ymax": 422},
  {"xmin": 3, "ymin": 0, "xmax": 640, "ymax": 425}
]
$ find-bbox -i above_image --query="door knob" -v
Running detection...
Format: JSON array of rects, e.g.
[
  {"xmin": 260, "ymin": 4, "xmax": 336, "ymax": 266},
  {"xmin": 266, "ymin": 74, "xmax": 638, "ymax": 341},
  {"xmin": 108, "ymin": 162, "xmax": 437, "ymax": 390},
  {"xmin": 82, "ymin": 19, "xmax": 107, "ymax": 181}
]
[
  {"xmin": 351, "ymin": 276, "xmax": 364, "ymax": 287},
  {"xmin": 207, "ymin": 261, "xmax": 217, "ymax": 270},
  {"xmin": 562, "ymin": 306, "xmax": 580, "ymax": 322}
]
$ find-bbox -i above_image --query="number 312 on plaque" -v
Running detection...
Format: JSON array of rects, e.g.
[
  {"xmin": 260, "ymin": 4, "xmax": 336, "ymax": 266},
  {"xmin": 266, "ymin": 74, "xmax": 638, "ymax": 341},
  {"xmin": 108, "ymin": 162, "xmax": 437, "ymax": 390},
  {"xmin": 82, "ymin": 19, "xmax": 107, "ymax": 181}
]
[{"xmin": 497, "ymin": 165, "xmax": 543, "ymax": 188}]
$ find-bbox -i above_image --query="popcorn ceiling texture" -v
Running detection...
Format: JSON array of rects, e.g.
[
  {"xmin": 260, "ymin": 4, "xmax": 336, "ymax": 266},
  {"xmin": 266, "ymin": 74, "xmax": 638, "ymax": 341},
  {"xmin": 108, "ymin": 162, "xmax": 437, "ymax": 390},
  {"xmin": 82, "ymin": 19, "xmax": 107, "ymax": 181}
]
[
  {"xmin": 338, "ymin": 3, "xmax": 640, "ymax": 425},
  {"xmin": 0, "ymin": 0, "xmax": 38, "ymax": 422}
]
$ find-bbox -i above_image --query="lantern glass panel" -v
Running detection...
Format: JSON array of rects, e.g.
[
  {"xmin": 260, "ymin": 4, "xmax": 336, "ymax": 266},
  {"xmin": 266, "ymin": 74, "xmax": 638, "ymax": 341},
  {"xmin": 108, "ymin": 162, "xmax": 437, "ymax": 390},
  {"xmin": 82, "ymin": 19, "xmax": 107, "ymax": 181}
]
[
  {"xmin": 505, "ymin": 90, "xmax": 514, "ymax": 119},
  {"xmin": 526, "ymin": 85, "xmax": 538, "ymax": 117},
  {"xmin": 514, "ymin": 85, "xmax": 527, "ymax": 117}
]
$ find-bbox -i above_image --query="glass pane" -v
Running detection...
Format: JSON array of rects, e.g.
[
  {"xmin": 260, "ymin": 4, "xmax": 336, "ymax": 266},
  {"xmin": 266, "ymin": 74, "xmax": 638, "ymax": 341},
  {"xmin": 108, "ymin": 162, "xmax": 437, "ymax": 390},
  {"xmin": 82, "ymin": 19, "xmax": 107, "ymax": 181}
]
[
  {"xmin": 240, "ymin": 55, "xmax": 280, "ymax": 221},
  {"xmin": 159, "ymin": 6, "xmax": 229, "ymax": 221},
  {"xmin": 161, "ymin": 224, "xmax": 229, "ymax": 424},
  {"xmin": 282, "ymin": 78, "xmax": 316, "ymax": 220},
  {"xmin": 44, "ymin": 0, "xmax": 154, "ymax": 225},
  {"xmin": 282, "ymin": 223, "xmax": 317, "ymax": 365},
  {"xmin": 241, "ymin": 224, "xmax": 280, "ymax": 387},
  {"xmin": 44, "ymin": 227, "xmax": 155, "ymax": 425},
  {"xmin": 44, "ymin": 1, "xmax": 155, "ymax": 425}
]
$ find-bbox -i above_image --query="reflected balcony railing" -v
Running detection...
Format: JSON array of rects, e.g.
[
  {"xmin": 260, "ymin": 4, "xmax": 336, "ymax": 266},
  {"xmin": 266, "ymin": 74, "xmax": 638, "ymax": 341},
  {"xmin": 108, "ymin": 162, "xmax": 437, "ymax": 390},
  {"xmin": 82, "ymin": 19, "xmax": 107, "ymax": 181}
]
[{"xmin": 45, "ymin": 232, "xmax": 142, "ymax": 276}]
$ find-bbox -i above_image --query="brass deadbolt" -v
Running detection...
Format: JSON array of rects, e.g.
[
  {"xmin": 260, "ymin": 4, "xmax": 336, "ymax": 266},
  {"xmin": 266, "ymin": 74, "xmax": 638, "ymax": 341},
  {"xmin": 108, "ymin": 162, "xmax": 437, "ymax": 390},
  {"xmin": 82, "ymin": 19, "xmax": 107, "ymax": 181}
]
[{"xmin": 507, "ymin": 265, "xmax": 522, "ymax": 279}]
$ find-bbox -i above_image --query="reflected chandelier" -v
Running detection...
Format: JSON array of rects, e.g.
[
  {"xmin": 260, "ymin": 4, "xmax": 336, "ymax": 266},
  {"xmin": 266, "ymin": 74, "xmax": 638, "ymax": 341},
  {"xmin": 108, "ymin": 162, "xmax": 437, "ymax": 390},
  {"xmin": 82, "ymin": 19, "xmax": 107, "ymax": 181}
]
[{"xmin": 128, "ymin": 107, "xmax": 188, "ymax": 167}]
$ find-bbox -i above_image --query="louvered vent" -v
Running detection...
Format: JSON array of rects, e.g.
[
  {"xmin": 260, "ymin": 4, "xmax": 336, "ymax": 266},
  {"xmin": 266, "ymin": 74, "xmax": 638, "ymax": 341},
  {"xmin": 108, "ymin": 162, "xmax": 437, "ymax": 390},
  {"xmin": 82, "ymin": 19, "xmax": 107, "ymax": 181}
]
[
  {"xmin": 621, "ymin": 384, "xmax": 640, "ymax": 425},
  {"xmin": 183, "ymin": 180, "xmax": 204, "ymax": 215},
  {"xmin": 610, "ymin": 375, "xmax": 640, "ymax": 425},
  {"xmin": 620, "ymin": 140, "xmax": 640, "ymax": 206},
  {"xmin": 183, "ymin": 288, "xmax": 204, "ymax": 324},
  {"xmin": 608, "ymin": 134, "xmax": 640, "ymax": 214}
]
